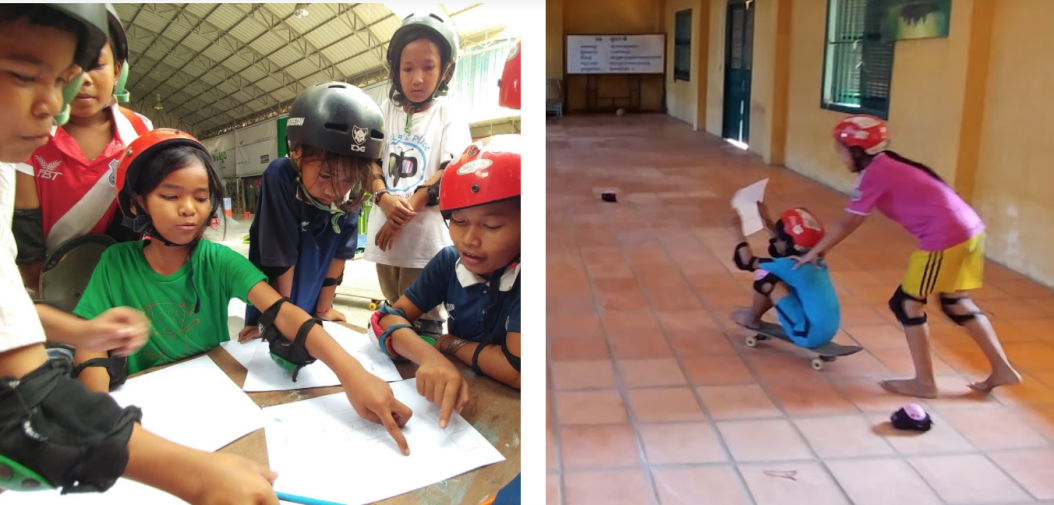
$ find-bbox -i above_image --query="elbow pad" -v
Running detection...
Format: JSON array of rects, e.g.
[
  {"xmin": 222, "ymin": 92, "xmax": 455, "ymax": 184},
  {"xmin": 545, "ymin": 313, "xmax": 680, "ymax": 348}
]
[
  {"xmin": 70, "ymin": 354, "xmax": 129, "ymax": 391},
  {"xmin": 500, "ymin": 340, "xmax": 520, "ymax": 372},
  {"xmin": 258, "ymin": 297, "xmax": 318, "ymax": 382}
]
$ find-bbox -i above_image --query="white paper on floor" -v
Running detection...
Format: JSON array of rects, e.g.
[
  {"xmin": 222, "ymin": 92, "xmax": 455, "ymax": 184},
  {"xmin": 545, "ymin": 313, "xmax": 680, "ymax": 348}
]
[
  {"xmin": 110, "ymin": 355, "xmax": 265, "ymax": 453},
  {"xmin": 263, "ymin": 378, "xmax": 505, "ymax": 505},
  {"xmin": 731, "ymin": 178, "xmax": 769, "ymax": 236},
  {"xmin": 241, "ymin": 321, "xmax": 401, "ymax": 392}
]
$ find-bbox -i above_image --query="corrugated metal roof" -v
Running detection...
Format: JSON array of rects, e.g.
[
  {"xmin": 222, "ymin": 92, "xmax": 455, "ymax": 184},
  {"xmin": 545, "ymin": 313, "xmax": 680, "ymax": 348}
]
[{"xmin": 118, "ymin": 3, "xmax": 509, "ymax": 137}]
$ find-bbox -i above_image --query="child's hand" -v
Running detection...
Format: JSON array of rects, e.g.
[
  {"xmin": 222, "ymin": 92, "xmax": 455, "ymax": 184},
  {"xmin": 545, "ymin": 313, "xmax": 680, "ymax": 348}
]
[
  {"xmin": 344, "ymin": 373, "xmax": 413, "ymax": 455},
  {"xmin": 193, "ymin": 453, "xmax": 278, "ymax": 505},
  {"xmin": 317, "ymin": 307, "xmax": 347, "ymax": 323},
  {"xmin": 378, "ymin": 194, "xmax": 416, "ymax": 227},
  {"xmin": 793, "ymin": 249, "xmax": 820, "ymax": 270},
  {"xmin": 83, "ymin": 307, "xmax": 150, "ymax": 357},
  {"xmin": 238, "ymin": 325, "xmax": 261, "ymax": 343},
  {"xmin": 416, "ymin": 355, "xmax": 470, "ymax": 430},
  {"xmin": 375, "ymin": 221, "xmax": 402, "ymax": 252}
]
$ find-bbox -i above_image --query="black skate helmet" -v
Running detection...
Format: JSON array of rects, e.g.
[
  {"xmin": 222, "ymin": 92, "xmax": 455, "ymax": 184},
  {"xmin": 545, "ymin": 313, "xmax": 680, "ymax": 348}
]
[{"xmin": 285, "ymin": 81, "xmax": 385, "ymax": 160}]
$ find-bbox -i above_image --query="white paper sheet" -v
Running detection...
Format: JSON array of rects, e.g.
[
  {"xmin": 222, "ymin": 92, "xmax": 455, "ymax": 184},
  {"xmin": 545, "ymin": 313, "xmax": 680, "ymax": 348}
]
[
  {"xmin": 0, "ymin": 476, "xmax": 187, "ymax": 504},
  {"xmin": 220, "ymin": 338, "xmax": 261, "ymax": 369},
  {"xmin": 731, "ymin": 178, "xmax": 769, "ymax": 236},
  {"xmin": 109, "ymin": 355, "xmax": 265, "ymax": 453},
  {"xmin": 263, "ymin": 378, "xmax": 506, "ymax": 505},
  {"xmin": 241, "ymin": 321, "xmax": 401, "ymax": 392}
]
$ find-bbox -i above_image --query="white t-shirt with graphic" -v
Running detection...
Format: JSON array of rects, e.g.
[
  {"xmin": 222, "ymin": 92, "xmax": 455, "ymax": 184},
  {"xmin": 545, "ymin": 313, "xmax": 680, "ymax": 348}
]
[{"xmin": 364, "ymin": 98, "xmax": 472, "ymax": 268}]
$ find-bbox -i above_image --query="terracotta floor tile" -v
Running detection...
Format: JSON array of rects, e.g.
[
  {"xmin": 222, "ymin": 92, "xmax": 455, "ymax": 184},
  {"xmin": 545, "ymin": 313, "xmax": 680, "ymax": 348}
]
[
  {"xmin": 644, "ymin": 285, "xmax": 704, "ymax": 310},
  {"xmin": 619, "ymin": 358, "xmax": 688, "ymax": 387},
  {"xmin": 667, "ymin": 330, "xmax": 738, "ymax": 357},
  {"xmin": 555, "ymin": 390, "xmax": 628, "ymax": 425},
  {"xmin": 548, "ymin": 426, "xmax": 557, "ymax": 470},
  {"xmin": 833, "ymin": 378, "xmax": 931, "ymax": 413},
  {"xmin": 765, "ymin": 380, "xmax": 858, "ymax": 417},
  {"xmin": 698, "ymin": 384, "xmax": 783, "ymax": 420},
  {"xmin": 602, "ymin": 310, "xmax": 660, "ymax": 338},
  {"xmin": 550, "ymin": 335, "xmax": 612, "ymax": 362},
  {"xmin": 868, "ymin": 346, "xmax": 960, "ymax": 377},
  {"xmin": 548, "ymin": 312, "xmax": 605, "ymax": 339},
  {"xmin": 717, "ymin": 419, "xmax": 814, "ymax": 462},
  {"xmin": 549, "ymin": 294, "xmax": 599, "ymax": 315},
  {"xmin": 608, "ymin": 333, "xmax": 674, "ymax": 359},
  {"xmin": 793, "ymin": 415, "xmax": 896, "ymax": 458},
  {"xmin": 651, "ymin": 466, "xmax": 750, "ymax": 505},
  {"xmin": 551, "ymin": 360, "xmax": 618, "ymax": 391},
  {"xmin": 924, "ymin": 375, "xmax": 1003, "ymax": 411},
  {"xmin": 738, "ymin": 462, "xmax": 849, "ymax": 505},
  {"xmin": 909, "ymin": 454, "xmax": 1030, "ymax": 504},
  {"xmin": 1014, "ymin": 405, "xmax": 1054, "ymax": 440},
  {"xmin": 866, "ymin": 413, "xmax": 976, "ymax": 455},
  {"xmin": 839, "ymin": 305, "xmax": 893, "ymax": 326},
  {"xmin": 941, "ymin": 408, "xmax": 1050, "ymax": 450},
  {"xmin": 745, "ymin": 352, "xmax": 829, "ymax": 384},
  {"xmin": 559, "ymin": 424, "xmax": 642, "ymax": 469},
  {"xmin": 1004, "ymin": 342, "xmax": 1054, "ymax": 372},
  {"xmin": 562, "ymin": 469, "xmax": 653, "ymax": 505},
  {"xmin": 593, "ymin": 278, "xmax": 650, "ymax": 311},
  {"xmin": 681, "ymin": 354, "xmax": 756, "ymax": 385},
  {"xmin": 547, "ymin": 472, "xmax": 561, "ymax": 505},
  {"xmin": 820, "ymin": 350, "xmax": 893, "ymax": 379},
  {"xmin": 639, "ymin": 422, "xmax": 726, "ymax": 464},
  {"xmin": 627, "ymin": 387, "xmax": 706, "ymax": 423},
  {"xmin": 826, "ymin": 458, "xmax": 942, "ymax": 505},
  {"xmin": 654, "ymin": 309, "xmax": 721, "ymax": 333},
  {"xmin": 989, "ymin": 447, "xmax": 1054, "ymax": 500},
  {"xmin": 842, "ymin": 324, "xmax": 908, "ymax": 349}
]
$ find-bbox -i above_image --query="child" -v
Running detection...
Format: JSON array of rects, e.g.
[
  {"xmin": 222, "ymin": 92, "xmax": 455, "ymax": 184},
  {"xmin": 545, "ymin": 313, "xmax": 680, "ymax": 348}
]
[
  {"xmin": 13, "ymin": 3, "xmax": 150, "ymax": 292},
  {"xmin": 0, "ymin": 5, "xmax": 278, "ymax": 502},
  {"xmin": 796, "ymin": 115, "xmax": 1021, "ymax": 398},
  {"xmin": 364, "ymin": 11, "xmax": 472, "ymax": 338},
  {"xmin": 72, "ymin": 128, "xmax": 415, "ymax": 455},
  {"xmin": 729, "ymin": 204, "xmax": 841, "ymax": 349},
  {"xmin": 241, "ymin": 81, "xmax": 383, "ymax": 338},
  {"xmin": 370, "ymin": 135, "xmax": 521, "ymax": 428}
]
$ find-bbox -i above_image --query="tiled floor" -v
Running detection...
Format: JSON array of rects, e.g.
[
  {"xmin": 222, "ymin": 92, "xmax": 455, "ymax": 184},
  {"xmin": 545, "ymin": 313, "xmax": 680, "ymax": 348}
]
[{"xmin": 546, "ymin": 115, "xmax": 1054, "ymax": 505}]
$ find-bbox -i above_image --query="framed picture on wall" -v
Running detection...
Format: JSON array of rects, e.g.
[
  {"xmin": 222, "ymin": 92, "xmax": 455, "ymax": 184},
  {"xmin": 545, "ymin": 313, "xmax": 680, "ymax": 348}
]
[{"xmin": 882, "ymin": 0, "xmax": 952, "ymax": 41}]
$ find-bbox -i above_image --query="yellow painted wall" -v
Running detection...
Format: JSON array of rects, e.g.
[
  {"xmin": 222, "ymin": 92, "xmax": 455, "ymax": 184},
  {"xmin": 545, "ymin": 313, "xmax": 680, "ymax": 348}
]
[
  {"xmin": 704, "ymin": 0, "xmax": 726, "ymax": 135},
  {"xmin": 665, "ymin": 0, "xmax": 703, "ymax": 127},
  {"xmin": 972, "ymin": 0, "xmax": 1054, "ymax": 286},
  {"xmin": 547, "ymin": 0, "xmax": 564, "ymax": 80}
]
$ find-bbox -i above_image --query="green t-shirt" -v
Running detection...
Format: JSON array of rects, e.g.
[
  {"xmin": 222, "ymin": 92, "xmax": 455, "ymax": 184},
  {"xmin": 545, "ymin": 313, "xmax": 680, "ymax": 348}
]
[{"xmin": 75, "ymin": 240, "xmax": 267, "ymax": 374}]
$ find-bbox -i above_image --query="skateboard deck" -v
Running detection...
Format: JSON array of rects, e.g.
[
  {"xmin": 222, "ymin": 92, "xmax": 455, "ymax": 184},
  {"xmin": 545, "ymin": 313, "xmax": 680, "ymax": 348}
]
[
  {"xmin": 334, "ymin": 286, "xmax": 386, "ymax": 310},
  {"xmin": 736, "ymin": 320, "xmax": 862, "ymax": 370}
]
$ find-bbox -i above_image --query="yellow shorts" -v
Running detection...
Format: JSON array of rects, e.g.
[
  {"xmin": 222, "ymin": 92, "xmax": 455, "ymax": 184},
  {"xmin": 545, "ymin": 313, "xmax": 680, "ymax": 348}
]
[{"xmin": 901, "ymin": 233, "xmax": 985, "ymax": 299}]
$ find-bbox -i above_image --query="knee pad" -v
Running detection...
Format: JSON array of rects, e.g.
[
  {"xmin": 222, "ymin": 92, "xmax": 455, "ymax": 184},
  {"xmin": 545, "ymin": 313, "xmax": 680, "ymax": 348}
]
[
  {"xmin": 888, "ymin": 287, "xmax": 928, "ymax": 327},
  {"xmin": 0, "ymin": 360, "xmax": 142, "ymax": 493},
  {"xmin": 753, "ymin": 271, "xmax": 781, "ymax": 296},
  {"xmin": 258, "ymin": 297, "xmax": 318, "ymax": 382},
  {"xmin": 939, "ymin": 295, "xmax": 982, "ymax": 326},
  {"xmin": 70, "ymin": 354, "xmax": 129, "ymax": 392}
]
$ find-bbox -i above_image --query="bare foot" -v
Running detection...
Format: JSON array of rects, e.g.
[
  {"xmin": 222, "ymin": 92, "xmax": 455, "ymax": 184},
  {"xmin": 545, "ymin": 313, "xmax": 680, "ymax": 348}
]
[
  {"xmin": 880, "ymin": 378, "xmax": 938, "ymax": 399},
  {"xmin": 730, "ymin": 308, "xmax": 761, "ymax": 330},
  {"xmin": 967, "ymin": 368, "xmax": 1022, "ymax": 394}
]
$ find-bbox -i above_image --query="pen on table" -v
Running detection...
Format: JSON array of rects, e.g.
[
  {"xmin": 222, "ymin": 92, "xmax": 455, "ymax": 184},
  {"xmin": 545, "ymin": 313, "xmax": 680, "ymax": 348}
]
[{"xmin": 276, "ymin": 491, "xmax": 344, "ymax": 505}]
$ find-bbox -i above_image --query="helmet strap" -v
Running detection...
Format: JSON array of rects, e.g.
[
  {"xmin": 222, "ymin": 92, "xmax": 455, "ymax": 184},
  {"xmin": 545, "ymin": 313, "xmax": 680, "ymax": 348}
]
[
  {"xmin": 122, "ymin": 201, "xmax": 196, "ymax": 248},
  {"xmin": 113, "ymin": 60, "xmax": 130, "ymax": 103},
  {"xmin": 288, "ymin": 155, "xmax": 346, "ymax": 234}
]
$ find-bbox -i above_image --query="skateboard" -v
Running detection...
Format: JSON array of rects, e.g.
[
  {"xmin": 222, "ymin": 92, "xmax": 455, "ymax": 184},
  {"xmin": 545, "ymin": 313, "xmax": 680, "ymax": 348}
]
[
  {"xmin": 334, "ymin": 286, "xmax": 385, "ymax": 311},
  {"xmin": 736, "ymin": 320, "xmax": 863, "ymax": 371}
]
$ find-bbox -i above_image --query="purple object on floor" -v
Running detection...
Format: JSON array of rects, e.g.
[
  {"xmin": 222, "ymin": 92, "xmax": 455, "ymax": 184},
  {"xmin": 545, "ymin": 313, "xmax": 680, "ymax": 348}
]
[{"xmin": 601, "ymin": 191, "xmax": 617, "ymax": 202}]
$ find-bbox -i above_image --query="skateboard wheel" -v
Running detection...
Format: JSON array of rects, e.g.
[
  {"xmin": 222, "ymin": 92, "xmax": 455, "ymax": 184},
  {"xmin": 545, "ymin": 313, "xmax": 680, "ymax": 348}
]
[
  {"xmin": 810, "ymin": 358, "xmax": 825, "ymax": 371},
  {"xmin": 745, "ymin": 336, "xmax": 758, "ymax": 348},
  {"xmin": 368, "ymin": 302, "xmax": 378, "ymax": 311}
]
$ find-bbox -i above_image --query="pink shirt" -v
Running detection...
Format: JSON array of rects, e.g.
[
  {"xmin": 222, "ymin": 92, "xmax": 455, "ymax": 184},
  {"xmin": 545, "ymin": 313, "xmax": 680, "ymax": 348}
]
[{"xmin": 845, "ymin": 153, "xmax": 985, "ymax": 251}]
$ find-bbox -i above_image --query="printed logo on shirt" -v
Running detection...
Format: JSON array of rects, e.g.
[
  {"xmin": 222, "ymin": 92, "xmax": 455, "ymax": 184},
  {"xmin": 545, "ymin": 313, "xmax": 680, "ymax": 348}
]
[
  {"xmin": 287, "ymin": 117, "xmax": 305, "ymax": 126},
  {"xmin": 445, "ymin": 302, "xmax": 455, "ymax": 312},
  {"xmin": 301, "ymin": 221, "xmax": 309, "ymax": 232},
  {"xmin": 35, "ymin": 156, "xmax": 63, "ymax": 180},
  {"xmin": 108, "ymin": 159, "xmax": 119, "ymax": 186},
  {"xmin": 388, "ymin": 146, "xmax": 421, "ymax": 187}
]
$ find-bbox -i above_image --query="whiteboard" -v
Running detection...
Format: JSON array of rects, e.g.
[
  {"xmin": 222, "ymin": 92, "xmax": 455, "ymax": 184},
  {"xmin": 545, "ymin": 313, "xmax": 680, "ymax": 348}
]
[{"xmin": 566, "ymin": 34, "xmax": 665, "ymax": 74}]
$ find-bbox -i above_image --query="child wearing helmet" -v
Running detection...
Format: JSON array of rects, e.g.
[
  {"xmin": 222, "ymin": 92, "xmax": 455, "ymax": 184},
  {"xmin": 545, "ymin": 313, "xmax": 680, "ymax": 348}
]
[
  {"xmin": 364, "ymin": 12, "xmax": 473, "ymax": 339},
  {"xmin": 795, "ymin": 114, "xmax": 1020, "ymax": 398},
  {"xmin": 239, "ymin": 81, "xmax": 385, "ymax": 338},
  {"xmin": 72, "ymin": 129, "xmax": 414, "ymax": 456},
  {"xmin": 369, "ymin": 135, "xmax": 521, "ymax": 428},
  {"xmin": 729, "ymin": 204, "xmax": 841, "ymax": 349},
  {"xmin": 0, "ymin": 6, "xmax": 279, "ymax": 502},
  {"xmin": 12, "ymin": 3, "xmax": 151, "ymax": 293}
]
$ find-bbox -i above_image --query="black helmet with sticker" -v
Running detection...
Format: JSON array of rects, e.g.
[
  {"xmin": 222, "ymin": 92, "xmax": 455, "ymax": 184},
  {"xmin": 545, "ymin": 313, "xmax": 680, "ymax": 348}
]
[{"xmin": 284, "ymin": 81, "xmax": 385, "ymax": 160}]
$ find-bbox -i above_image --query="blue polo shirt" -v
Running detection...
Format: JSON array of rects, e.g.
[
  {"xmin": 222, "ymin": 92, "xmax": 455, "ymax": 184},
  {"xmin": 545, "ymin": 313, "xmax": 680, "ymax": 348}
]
[
  {"xmin": 404, "ymin": 246, "xmax": 521, "ymax": 343},
  {"xmin": 245, "ymin": 157, "xmax": 359, "ymax": 327}
]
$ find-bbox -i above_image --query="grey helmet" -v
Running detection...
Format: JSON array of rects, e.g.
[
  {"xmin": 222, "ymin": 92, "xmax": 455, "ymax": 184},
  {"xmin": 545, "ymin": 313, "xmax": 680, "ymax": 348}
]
[
  {"xmin": 386, "ymin": 12, "xmax": 460, "ymax": 104},
  {"xmin": 42, "ymin": 4, "xmax": 110, "ymax": 125},
  {"xmin": 285, "ymin": 81, "xmax": 385, "ymax": 160}
]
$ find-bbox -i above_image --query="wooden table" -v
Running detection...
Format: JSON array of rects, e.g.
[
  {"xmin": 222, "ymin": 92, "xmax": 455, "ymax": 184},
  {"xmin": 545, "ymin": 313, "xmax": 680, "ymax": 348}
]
[{"xmin": 198, "ymin": 322, "xmax": 520, "ymax": 505}]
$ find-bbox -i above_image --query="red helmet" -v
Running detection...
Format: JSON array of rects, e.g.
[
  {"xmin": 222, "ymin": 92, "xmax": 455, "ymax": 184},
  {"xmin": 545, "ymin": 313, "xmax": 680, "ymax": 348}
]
[
  {"xmin": 778, "ymin": 208, "xmax": 825, "ymax": 249},
  {"xmin": 115, "ymin": 129, "xmax": 210, "ymax": 216},
  {"xmin": 440, "ymin": 135, "xmax": 520, "ymax": 218},
  {"xmin": 498, "ymin": 39, "xmax": 520, "ymax": 110},
  {"xmin": 833, "ymin": 115, "xmax": 889, "ymax": 154}
]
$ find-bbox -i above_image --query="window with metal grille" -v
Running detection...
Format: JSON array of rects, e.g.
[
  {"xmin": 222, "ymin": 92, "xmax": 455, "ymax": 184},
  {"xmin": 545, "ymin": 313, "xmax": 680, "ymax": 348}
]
[
  {"xmin": 674, "ymin": 9, "xmax": 692, "ymax": 82},
  {"xmin": 821, "ymin": 0, "xmax": 894, "ymax": 118}
]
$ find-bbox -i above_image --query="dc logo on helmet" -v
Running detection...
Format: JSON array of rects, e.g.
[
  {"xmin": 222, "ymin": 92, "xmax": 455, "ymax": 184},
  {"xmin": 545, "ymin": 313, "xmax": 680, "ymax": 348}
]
[{"xmin": 351, "ymin": 126, "xmax": 368, "ymax": 152}]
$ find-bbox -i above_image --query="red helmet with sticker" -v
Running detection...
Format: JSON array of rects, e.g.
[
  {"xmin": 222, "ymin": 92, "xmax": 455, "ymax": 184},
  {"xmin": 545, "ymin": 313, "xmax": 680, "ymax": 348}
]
[
  {"xmin": 779, "ymin": 208, "xmax": 825, "ymax": 249},
  {"xmin": 498, "ymin": 39, "xmax": 521, "ymax": 110},
  {"xmin": 440, "ymin": 135, "xmax": 520, "ymax": 218},
  {"xmin": 833, "ymin": 115, "xmax": 889, "ymax": 154}
]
